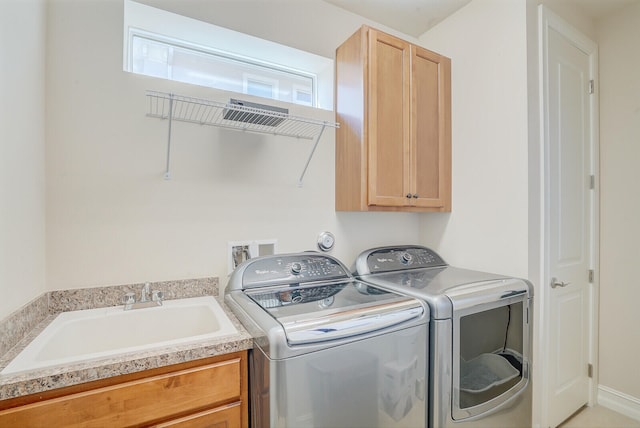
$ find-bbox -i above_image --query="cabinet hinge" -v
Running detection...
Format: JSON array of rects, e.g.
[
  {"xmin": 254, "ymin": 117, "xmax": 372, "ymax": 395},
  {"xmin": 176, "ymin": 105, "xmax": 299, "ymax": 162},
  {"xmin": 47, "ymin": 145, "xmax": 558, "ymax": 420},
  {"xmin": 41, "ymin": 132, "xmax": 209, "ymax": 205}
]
[
  {"xmin": 590, "ymin": 175, "xmax": 595, "ymax": 189},
  {"xmin": 588, "ymin": 269, "xmax": 594, "ymax": 283},
  {"xmin": 588, "ymin": 363, "xmax": 593, "ymax": 378},
  {"xmin": 589, "ymin": 80, "xmax": 595, "ymax": 94}
]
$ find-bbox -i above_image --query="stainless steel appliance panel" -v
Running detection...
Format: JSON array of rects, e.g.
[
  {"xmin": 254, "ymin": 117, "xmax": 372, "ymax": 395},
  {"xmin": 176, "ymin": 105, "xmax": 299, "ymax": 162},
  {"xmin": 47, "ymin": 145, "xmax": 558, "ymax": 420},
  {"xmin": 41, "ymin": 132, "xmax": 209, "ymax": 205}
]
[{"xmin": 251, "ymin": 323, "xmax": 427, "ymax": 428}]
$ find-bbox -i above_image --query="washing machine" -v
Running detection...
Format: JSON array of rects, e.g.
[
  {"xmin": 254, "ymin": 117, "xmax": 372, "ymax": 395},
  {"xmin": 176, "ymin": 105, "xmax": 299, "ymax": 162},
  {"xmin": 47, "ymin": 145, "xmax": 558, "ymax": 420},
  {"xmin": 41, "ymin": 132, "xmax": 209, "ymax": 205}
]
[
  {"xmin": 225, "ymin": 252, "xmax": 429, "ymax": 428},
  {"xmin": 354, "ymin": 245, "xmax": 533, "ymax": 428}
]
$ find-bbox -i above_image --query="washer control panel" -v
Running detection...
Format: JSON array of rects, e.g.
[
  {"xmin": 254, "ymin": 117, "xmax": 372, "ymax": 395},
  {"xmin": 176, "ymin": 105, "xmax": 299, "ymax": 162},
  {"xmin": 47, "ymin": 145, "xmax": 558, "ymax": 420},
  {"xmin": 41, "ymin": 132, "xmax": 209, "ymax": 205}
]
[
  {"xmin": 357, "ymin": 246, "xmax": 447, "ymax": 274},
  {"xmin": 240, "ymin": 254, "xmax": 350, "ymax": 289}
]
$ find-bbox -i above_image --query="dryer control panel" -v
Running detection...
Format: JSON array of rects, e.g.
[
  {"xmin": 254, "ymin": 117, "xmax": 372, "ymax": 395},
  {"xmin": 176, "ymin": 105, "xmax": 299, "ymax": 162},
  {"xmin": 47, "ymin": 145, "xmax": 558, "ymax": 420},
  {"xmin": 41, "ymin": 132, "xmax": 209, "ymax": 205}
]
[{"xmin": 355, "ymin": 246, "xmax": 447, "ymax": 274}]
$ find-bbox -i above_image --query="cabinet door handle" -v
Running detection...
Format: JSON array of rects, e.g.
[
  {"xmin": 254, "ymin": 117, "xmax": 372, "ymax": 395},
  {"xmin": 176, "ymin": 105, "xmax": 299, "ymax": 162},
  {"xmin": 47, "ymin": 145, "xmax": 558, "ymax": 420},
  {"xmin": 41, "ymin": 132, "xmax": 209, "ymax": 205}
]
[
  {"xmin": 406, "ymin": 193, "xmax": 412, "ymax": 198},
  {"xmin": 412, "ymin": 194, "xmax": 419, "ymax": 198}
]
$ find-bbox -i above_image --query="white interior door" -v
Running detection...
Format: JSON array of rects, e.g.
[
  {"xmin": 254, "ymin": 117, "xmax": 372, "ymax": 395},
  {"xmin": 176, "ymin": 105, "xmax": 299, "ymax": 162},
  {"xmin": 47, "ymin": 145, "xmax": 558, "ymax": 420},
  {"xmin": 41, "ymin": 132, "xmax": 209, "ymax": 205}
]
[{"xmin": 541, "ymin": 7, "xmax": 598, "ymax": 428}]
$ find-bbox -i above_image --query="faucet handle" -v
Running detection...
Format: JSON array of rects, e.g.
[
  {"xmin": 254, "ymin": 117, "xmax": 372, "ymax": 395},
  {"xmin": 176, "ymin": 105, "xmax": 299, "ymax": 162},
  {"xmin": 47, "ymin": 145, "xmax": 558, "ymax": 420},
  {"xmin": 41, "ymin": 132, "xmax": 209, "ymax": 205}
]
[
  {"xmin": 124, "ymin": 292, "xmax": 136, "ymax": 305},
  {"xmin": 152, "ymin": 290, "xmax": 164, "ymax": 302}
]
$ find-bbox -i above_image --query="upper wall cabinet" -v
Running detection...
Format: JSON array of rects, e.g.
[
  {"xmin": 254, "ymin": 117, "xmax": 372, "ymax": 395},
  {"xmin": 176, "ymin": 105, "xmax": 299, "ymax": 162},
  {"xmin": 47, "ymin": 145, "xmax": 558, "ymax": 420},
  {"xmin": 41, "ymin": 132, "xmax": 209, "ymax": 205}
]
[{"xmin": 335, "ymin": 26, "xmax": 451, "ymax": 212}]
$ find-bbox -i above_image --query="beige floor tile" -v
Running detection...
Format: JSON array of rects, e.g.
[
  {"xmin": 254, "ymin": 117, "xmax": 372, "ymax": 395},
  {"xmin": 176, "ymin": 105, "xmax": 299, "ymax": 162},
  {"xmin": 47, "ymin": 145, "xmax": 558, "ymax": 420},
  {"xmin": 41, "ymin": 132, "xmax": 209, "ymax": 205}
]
[{"xmin": 559, "ymin": 405, "xmax": 640, "ymax": 428}]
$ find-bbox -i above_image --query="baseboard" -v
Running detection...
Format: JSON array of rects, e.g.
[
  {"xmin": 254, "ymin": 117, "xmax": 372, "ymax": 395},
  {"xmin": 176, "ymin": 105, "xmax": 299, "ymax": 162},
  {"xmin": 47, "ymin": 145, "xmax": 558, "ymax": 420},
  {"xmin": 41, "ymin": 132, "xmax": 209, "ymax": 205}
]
[{"xmin": 598, "ymin": 384, "xmax": 640, "ymax": 422}]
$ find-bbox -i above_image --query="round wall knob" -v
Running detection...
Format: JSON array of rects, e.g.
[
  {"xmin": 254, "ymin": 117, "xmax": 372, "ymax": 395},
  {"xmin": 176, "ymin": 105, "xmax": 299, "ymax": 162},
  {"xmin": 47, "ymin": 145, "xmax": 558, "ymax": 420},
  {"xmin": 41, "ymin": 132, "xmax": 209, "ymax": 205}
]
[{"xmin": 317, "ymin": 231, "xmax": 336, "ymax": 252}]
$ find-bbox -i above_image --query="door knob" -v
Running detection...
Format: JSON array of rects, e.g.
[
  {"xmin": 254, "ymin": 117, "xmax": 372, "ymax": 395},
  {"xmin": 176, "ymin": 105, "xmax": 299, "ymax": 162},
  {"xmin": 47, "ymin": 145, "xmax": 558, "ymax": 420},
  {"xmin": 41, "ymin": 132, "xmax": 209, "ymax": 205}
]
[{"xmin": 550, "ymin": 277, "xmax": 570, "ymax": 288}]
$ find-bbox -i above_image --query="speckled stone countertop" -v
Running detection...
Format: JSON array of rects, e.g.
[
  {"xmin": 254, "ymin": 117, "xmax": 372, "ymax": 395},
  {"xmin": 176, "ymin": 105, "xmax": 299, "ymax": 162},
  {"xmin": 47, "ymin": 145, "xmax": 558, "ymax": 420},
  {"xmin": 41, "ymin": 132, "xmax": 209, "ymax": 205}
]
[{"xmin": 0, "ymin": 278, "xmax": 253, "ymax": 402}]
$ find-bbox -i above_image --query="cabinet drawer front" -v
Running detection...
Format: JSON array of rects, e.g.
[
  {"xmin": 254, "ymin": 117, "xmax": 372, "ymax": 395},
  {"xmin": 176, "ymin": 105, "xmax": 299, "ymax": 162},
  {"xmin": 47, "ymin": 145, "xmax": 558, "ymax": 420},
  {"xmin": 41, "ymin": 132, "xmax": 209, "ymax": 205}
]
[
  {"xmin": 0, "ymin": 358, "xmax": 241, "ymax": 427},
  {"xmin": 155, "ymin": 402, "xmax": 241, "ymax": 428}
]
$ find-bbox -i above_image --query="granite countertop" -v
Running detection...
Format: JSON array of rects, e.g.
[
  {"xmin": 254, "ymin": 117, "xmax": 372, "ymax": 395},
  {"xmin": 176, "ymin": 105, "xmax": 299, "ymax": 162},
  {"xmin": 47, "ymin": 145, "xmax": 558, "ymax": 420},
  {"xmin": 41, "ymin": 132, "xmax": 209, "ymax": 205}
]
[{"xmin": 0, "ymin": 279, "xmax": 253, "ymax": 402}]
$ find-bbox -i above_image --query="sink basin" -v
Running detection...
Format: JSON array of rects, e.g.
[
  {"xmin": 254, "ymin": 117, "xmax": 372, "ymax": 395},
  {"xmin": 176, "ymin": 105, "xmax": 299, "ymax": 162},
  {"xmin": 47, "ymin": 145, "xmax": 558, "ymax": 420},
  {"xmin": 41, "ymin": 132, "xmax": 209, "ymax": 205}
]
[{"xmin": 1, "ymin": 296, "xmax": 237, "ymax": 375}]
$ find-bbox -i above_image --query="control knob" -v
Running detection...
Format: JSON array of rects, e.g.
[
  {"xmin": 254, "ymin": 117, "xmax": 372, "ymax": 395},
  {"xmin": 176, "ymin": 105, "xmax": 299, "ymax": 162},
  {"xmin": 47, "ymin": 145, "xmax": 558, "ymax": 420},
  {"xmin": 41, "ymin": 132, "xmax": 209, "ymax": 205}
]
[
  {"xmin": 401, "ymin": 252, "xmax": 413, "ymax": 264},
  {"xmin": 291, "ymin": 262, "xmax": 303, "ymax": 275}
]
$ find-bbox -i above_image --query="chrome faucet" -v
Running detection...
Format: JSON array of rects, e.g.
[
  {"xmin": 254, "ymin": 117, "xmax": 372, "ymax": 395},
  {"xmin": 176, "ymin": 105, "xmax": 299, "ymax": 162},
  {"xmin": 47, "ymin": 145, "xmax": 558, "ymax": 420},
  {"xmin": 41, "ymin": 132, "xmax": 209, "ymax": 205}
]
[{"xmin": 123, "ymin": 282, "xmax": 163, "ymax": 310}]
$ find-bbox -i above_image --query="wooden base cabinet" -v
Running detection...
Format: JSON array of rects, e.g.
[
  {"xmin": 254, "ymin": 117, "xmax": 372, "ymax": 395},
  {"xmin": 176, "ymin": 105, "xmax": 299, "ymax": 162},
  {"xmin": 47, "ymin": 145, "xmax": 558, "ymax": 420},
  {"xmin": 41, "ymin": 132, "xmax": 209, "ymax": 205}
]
[
  {"xmin": 335, "ymin": 25, "xmax": 452, "ymax": 212},
  {"xmin": 0, "ymin": 351, "xmax": 248, "ymax": 428}
]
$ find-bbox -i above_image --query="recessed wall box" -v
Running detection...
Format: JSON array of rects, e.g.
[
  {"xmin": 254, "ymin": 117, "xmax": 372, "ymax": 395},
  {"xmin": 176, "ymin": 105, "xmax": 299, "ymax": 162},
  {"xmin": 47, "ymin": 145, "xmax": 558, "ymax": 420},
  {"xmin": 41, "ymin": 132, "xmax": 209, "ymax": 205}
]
[
  {"xmin": 223, "ymin": 99, "xmax": 288, "ymax": 127},
  {"xmin": 228, "ymin": 239, "xmax": 278, "ymax": 275}
]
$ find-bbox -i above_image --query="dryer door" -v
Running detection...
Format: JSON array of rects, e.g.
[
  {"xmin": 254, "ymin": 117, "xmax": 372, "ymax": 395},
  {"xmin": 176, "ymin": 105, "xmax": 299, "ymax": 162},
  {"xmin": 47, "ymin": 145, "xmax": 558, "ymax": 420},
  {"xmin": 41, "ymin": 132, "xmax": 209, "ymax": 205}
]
[{"xmin": 449, "ymin": 279, "xmax": 531, "ymax": 421}]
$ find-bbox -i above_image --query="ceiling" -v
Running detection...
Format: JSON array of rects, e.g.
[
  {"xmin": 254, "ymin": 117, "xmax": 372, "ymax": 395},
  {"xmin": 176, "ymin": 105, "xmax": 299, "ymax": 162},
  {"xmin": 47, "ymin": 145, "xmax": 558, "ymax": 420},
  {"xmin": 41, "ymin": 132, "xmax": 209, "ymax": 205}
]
[
  {"xmin": 324, "ymin": 0, "xmax": 471, "ymax": 37},
  {"xmin": 324, "ymin": 0, "xmax": 639, "ymax": 37}
]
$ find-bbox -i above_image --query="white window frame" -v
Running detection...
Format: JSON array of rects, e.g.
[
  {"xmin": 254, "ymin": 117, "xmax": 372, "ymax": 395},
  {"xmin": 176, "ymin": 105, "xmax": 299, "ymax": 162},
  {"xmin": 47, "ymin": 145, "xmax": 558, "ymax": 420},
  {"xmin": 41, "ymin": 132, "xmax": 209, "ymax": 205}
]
[{"xmin": 123, "ymin": 0, "xmax": 332, "ymax": 109}]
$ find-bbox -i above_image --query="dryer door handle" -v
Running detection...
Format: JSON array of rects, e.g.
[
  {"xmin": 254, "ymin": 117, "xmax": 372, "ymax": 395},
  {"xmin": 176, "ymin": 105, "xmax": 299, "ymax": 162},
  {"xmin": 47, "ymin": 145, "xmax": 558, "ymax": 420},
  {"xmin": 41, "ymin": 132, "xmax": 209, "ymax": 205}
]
[{"xmin": 500, "ymin": 290, "xmax": 526, "ymax": 299}]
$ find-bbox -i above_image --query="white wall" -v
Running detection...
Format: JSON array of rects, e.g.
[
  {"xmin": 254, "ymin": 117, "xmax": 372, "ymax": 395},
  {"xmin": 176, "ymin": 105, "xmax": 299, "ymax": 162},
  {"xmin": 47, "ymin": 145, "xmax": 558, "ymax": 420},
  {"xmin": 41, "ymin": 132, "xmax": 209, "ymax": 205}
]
[
  {"xmin": 7, "ymin": 0, "xmax": 640, "ymax": 420},
  {"xmin": 597, "ymin": 0, "xmax": 640, "ymax": 401},
  {"xmin": 136, "ymin": 0, "xmax": 424, "ymax": 59},
  {"xmin": 417, "ymin": 0, "xmax": 530, "ymax": 278},
  {"xmin": 43, "ymin": 0, "xmax": 424, "ymax": 292},
  {"xmin": 0, "ymin": 0, "xmax": 47, "ymax": 320}
]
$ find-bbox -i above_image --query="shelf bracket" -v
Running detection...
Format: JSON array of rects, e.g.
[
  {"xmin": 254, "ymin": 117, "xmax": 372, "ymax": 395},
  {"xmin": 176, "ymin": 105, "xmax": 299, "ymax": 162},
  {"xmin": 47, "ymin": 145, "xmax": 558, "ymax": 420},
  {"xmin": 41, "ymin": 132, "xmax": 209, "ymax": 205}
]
[
  {"xmin": 164, "ymin": 94, "xmax": 174, "ymax": 180},
  {"xmin": 298, "ymin": 123, "xmax": 327, "ymax": 187}
]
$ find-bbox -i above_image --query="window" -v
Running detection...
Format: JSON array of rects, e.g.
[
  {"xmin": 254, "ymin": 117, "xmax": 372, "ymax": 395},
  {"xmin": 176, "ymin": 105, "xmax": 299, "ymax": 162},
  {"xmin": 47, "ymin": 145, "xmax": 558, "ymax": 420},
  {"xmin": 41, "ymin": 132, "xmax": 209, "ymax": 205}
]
[
  {"xmin": 246, "ymin": 80, "xmax": 274, "ymax": 99},
  {"xmin": 243, "ymin": 74, "xmax": 279, "ymax": 99},
  {"xmin": 123, "ymin": 0, "xmax": 333, "ymax": 109},
  {"xmin": 293, "ymin": 85, "xmax": 313, "ymax": 107}
]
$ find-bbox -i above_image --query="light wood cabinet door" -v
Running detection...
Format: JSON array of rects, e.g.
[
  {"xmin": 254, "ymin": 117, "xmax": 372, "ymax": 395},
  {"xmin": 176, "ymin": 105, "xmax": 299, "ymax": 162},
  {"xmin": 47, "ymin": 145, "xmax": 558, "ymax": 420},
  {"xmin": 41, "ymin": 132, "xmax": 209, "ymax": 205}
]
[
  {"xmin": 367, "ymin": 28, "xmax": 411, "ymax": 207},
  {"xmin": 411, "ymin": 44, "xmax": 451, "ymax": 210},
  {"xmin": 335, "ymin": 25, "xmax": 451, "ymax": 212}
]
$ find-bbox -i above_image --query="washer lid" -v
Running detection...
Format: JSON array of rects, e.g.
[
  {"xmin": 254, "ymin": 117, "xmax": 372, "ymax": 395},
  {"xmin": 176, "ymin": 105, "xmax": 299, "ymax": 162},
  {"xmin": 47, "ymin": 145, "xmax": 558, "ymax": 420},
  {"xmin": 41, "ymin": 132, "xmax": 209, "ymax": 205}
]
[{"xmin": 245, "ymin": 280, "xmax": 425, "ymax": 345}]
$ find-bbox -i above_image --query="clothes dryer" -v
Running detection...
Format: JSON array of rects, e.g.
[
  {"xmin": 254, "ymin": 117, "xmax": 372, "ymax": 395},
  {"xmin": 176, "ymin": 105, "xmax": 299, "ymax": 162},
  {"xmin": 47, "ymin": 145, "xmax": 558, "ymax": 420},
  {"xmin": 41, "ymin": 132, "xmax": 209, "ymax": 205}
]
[{"xmin": 354, "ymin": 245, "xmax": 533, "ymax": 428}]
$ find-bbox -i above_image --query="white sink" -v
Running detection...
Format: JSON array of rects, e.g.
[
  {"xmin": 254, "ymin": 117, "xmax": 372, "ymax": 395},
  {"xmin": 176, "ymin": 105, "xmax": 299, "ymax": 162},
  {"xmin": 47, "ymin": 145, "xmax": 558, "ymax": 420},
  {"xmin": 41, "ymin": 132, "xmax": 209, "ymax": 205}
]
[{"xmin": 1, "ymin": 296, "xmax": 237, "ymax": 375}]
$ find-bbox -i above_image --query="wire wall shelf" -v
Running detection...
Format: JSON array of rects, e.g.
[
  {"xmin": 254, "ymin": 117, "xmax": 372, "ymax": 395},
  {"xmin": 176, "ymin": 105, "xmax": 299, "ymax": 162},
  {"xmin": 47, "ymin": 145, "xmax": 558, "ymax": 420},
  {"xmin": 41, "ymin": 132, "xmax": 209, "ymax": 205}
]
[{"xmin": 146, "ymin": 91, "xmax": 339, "ymax": 184}]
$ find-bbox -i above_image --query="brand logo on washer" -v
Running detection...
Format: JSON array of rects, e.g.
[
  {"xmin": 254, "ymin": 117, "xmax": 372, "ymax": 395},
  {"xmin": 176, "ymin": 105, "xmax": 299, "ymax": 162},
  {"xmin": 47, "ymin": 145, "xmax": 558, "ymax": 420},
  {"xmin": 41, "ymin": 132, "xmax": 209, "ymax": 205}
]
[
  {"xmin": 376, "ymin": 258, "xmax": 394, "ymax": 263},
  {"xmin": 255, "ymin": 269, "xmax": 278, "ymax": 275}
]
